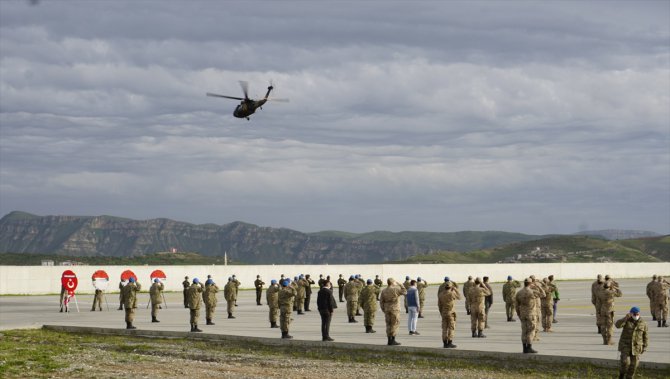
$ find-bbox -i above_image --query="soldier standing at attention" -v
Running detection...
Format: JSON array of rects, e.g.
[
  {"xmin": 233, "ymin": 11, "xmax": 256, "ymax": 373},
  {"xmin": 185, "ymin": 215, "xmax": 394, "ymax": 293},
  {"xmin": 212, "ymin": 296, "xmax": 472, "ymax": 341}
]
[
  {"xmin": 402, "ymin": 276, "xmax": 411, "ymax": 314},
  {"xmin": 182, "ymin": 276, "xmax": 190, "ymax": 309},
  {"xmin": 118, "ymin": 280, "xmax": 125, "ymax": 311},
  {"xmin": 295, "ymin": 275, "xmax": 307, "ymax": 314},
  {"xmin": 468, "ymin": 277, "xmax": 491, "ymax": 338},
  {"xmin": 379, "ymin": 278, "xmax": 407, "ymax": 346},
  {"xmin": 204, "ymin": 278, "xmax": 219, "ymax": 325},
  {"xmin": 316, "ymin": 280, "xmax": 337, "ymax": 341},
  {"xmin": 344, "ymin": 275, "xmax": 360, "ymax": 323},
  {"xmin": 266, "ymin": 279, "xmax": 280, "ymax": 328},
  {"xmin": 615, "ymin": 306, "xmax": 648, "ymax": 379},
  {"xmin": 502, "ymin": 275, "xmax": 520, "ymax": 322},
  {"xmin": 278, "ymin": 278, "xmax": 297, "ymax": 339},
  {"xmin": 354, "ymin": 275, "xmax": 365, "ymax": 316},
  {"xmin": 438, "ymin": 281, "xmax": 460, "ymax": 348},
  {"xmin": 374, "ymin": 275, "xmax": 383, "ymax": 300},
  {"xmin": 438, "ymin": 276, "xmax": 459, "ymax": 295},
  {"xmin": 646, "ymin": 275, "xmax": 657, "ymax": 320},
  {"xmin": 304, "ymin": 274, "xmax": 315, "ymax": 311},
  {"xmin": 224, "ymin": 277, "xmax": 237, "ymax": 319},
  {"xmin": 187, "ymin": 278, "xmax": 203, "ymax": 332},
  {"xmin": 516, "ymin": 278, "xmax": 544, "ymax": 353},
  {"xmin": 549, "ymin": 275, "xmax": 560, "ymax": 323},
  {"xmin": 231, "ymin": 275, "xmax": 240, "ymax": 306},
  {"xmin": 463, "ymin": 276, "xmax": 474, "ymax": 315},
  {"xmin": 254, "ymin": 275, "xmax": 265, "ymax": 306},
  {"xmin": 149, "ymin": 278, "xmax": 164, "ymax": 322},
  {"xmin": 598, "ymin": 279, "xmax": 623, "ymax": 345},
  {"xmin": 483, "ymin": 276, "xmax": 493, "ymax": 328},
  {"xmin": 360, "ymin": 279, "xmax": 378, "ymax": 333},
  {"xmin": 651, "ymin": 275, "xmax": 670, "ymax": 327},
  {"xmin": 541, "ymin": 278, "xmax": 556, "ymax": 332},
  {"xmin": 121, "ymin": 277, "xmax": 141, "ymax": 329},
  {"xmin": 592, "ymin": 274, "xmax": 604, "ymax": 333},
  {"xmin": 337, "ymin": 274, "xmax": 347, "ymax": 303},
  {"xmin": 91, "ymin": 288, "xmax": 103, "ymax": 312},
  {"xmin": 416, "ymin": 277, "xmax": 427, "ymax": 318}
]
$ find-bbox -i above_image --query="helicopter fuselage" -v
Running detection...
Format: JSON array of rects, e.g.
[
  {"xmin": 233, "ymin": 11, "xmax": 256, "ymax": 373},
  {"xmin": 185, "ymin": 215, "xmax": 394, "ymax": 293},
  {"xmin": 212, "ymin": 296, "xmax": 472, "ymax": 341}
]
[{"xmin": 233, "ymin": 99, "xmax": 268, "ymax": 119}]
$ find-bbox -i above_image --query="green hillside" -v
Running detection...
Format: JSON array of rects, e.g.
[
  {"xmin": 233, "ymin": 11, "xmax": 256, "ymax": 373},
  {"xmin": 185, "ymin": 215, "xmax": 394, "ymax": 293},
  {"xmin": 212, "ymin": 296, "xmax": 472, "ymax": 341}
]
[
  {"xmin": 399, "ymin": 235, "xmax": 667, "ymax": 264},
  {"xmin": 0, "ymin": 252, "xmax": 232, "ymax": 266}
]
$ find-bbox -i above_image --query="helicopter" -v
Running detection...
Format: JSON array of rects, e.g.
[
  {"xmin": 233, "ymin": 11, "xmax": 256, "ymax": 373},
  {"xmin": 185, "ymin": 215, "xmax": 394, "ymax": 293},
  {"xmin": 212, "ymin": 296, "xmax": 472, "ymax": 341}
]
[{"xmin": 206, "ymin": 81, "xmax": 289, "ymax": 120}]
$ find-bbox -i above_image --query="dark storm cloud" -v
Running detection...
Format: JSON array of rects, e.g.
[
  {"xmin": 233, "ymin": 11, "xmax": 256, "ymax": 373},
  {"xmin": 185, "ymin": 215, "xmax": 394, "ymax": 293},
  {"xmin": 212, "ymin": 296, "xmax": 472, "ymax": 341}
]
[{"xmin": 0, "ymin": 0, "xmax": 668, "ymax": 234}]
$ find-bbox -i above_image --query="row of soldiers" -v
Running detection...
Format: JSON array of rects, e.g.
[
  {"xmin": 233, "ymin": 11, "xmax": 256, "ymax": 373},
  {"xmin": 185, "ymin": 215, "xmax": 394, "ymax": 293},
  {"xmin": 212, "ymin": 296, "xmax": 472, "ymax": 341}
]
[{"xmin": 645, "ymin": 275, "xmax": 670, "ymax": 327}]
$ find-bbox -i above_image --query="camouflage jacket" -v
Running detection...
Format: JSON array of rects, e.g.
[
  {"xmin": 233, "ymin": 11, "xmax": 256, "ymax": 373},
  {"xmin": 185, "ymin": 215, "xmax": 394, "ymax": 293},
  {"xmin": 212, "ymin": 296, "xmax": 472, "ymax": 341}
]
[
  {"xmin": 597, "ymin": 286, "xmax": 622, "ymax": 312},
  {"xmin": 379, "ymin": 284, "xmax": 407, "ymax": 313},
  {"xmin": 224, "ymin": 282, "xmax": 237, "ymax": 302},
  {"xmin": 502, "ymin": 280, "xmax": 521, "ymax": 304},
  {"xmin": 615, "ymin": 316, "xmax": 648, "ymax": 356},
  {"xmin": 278, "ymin": 286, "xmax": 297, "ymax": 309},
  {"xmin": 121, "ymin": 282, "xmax": 141, "ymax": 309},
  {"xmin": 203, "ymin": 283, "xmax": 219, "ymax": 307},
  {"xmin": 462, "ymin": 280, "xmax": 474, "ymax": 298},
  {"xmin": 359, "ymin": 284, "xmax": 378, "ymax": 312},
  {"xmin": 266, "ymin": 285, "xmax": 280, "ymax": 307},
  {"xmin": 344, "ymin": 280, "xmax": 362, "ymax": 301},
  {"xmin": 149, "ymin": 282, "xmax": 164, "ymax": 304},
  {"xmin": 187, "ymin": 283, "xmax": 203, "ymax": 310},
  {"xmin": 467, "ymin": 284, "xmax": 491, "ymax": 306},
  {"xmin": 515, "ymin": 286, "xmax": 541, "ymax": 317},
  {"xmin": 437, "ymin": 287, "xmax": 461, "ymax": 315}
]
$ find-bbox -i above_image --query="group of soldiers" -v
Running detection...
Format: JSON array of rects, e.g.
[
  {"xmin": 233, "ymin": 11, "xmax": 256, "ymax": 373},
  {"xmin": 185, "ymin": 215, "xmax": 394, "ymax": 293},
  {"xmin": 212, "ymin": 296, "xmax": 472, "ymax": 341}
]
[{"xmin": 646, "ymin": 275, "xmax": 670, "ymax": 327}]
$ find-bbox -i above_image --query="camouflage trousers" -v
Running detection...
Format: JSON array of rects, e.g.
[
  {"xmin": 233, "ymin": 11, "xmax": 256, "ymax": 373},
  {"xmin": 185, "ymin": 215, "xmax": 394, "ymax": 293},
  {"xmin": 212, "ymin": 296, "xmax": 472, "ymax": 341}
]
[
  {"xmin": 541, "ymin": 303, "xmax": 553, "ymax": 331},
  {"xmin": 520, "ymin": 314, "xmax": 535, "ymax": 344},
  {"xmin": 190, "ymin": 308, "xmax": 200, "ymax": 324},
  {"xmin": 124, "ymin": 308, "xmax": 135, "ymax": 323},
  {"xmin": 268, "ymin": 306, "xmax": 279, "ymax": 324},
  {"xmin": 206, "ymin": 305, "xmax": 216, "ymax": 320},
  {"xmin": 533, "ymin": 310, "xmax": 541, "ymax": 341},
  {"xmin": 280, "ymin": 305, "xmax": 292, "ymax": 333},
  {"xmin": 441, "ymin": 311, "xmax": 456, "ymax": 341},
  {"xmin": 505, "ymin": 301, "xmax": 515, "ymax": 320},
  {"xmin": 464, "ymin": 296, "xmax": 470, "ymax": 314},
  {"xmin": 227, "ymin": 300, "xmax": 234, "ymax": 315},
  {"xmin": 92, "ymin": 294, "xmax": 103, "ymax": 311},
  {"xmin": 346, "ymin": 298, "xmax": 358, "ymax": 317},
  {"xmin": 363, "ymin": 307, "xmax": 376, "ymax": 327},
  {"xmin": 469, "ymin": 303, "xmax": 485, "ymax": 332},
  {"xmin": 598, "ymin": 310, "xmax": 614, "ymax": 343},
  {"xmin": 296, "ymin": 295, "xmax": 305, "ymax": 312},
  {"xmin": 151, "ymin": 303, "xmax": 160, "ymax": 318},
  {"xmin": 653, "ymin": 299, "xmax": 668, "ymax": 321},
  {"xmin": 384, "ymin": 309, "xmax": 400, "ymax": 337},
  {"xmin": 619, "ymin": 351, "xmax": 640, "ymax": 379}
]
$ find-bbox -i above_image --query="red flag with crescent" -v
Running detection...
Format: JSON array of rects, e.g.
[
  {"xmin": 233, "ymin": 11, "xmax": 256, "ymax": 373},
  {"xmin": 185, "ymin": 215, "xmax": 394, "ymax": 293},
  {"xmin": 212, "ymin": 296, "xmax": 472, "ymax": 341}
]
[
  {"xmin": 61, "ymin": 270, "xmax": 78, "ymax": 296},
  {"xmin": 92, "ymin": 269, "xmax": 109, "ymax": 290},
  {"xmin": 150, "ymin": 269, "xmax": 167, "ymax": 282},
  {"xmin": 120, "ymin": 269, "xmax": 137, "ymax": 282}
]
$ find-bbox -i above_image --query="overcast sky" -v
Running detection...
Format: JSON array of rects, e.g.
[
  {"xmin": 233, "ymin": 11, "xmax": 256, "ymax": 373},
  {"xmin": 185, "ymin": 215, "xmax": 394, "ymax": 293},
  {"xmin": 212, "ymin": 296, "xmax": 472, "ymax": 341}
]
[{"xmin": 1, "ymin": 0, "xmax": 668, "ymax": 235}]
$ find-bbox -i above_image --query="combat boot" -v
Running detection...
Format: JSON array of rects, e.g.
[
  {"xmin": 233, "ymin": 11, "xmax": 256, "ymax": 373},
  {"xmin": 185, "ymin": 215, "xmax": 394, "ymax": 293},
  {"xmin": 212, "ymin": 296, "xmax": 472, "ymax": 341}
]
[
  {"xmin": 472, "ymin": 330, "xmax": 477, "ymax": 338},
  {"xmin": 391, "ymin": 336, "xmax": 401, "ymax": 345},
  {"xmin": 152, "ymin": 316, "xmax": 160, "ymax": 323},
  {"xmin": 365, "ymin": 325, "xmax": 371, "ymax": 333},
  {"xmin": 228, "ymin": 313, "xmax": 235, "ymax": 319},
  {"xmin": 281, "ymin": 332, "xmax": 293, "ymax": 339},
  {"xmin": 522, "ymin": 343, "xmax": 528, "ymax": 353},
  {"xmin": 127, "ymin": 323, "xmax": 136, "ymax": 330},
  {"xmin": 663, "ymin": 320, "xmax": 668, "ymax": 327},
  {"xmin": 658, "ymin": 320, "xmax": 662, "ymax": 327},
  {"xmin": 298, "ymin": 311, "xmax": 304, "ymax": 315},
  {"xmin": 477, "ymin": 330, "xmax": 486, "ymax": 338},
  {"xmin": 446, "ymin": 340, "xmax": 457, "ymax": 348},
  {"xmin": 193, "ymin": 325, "xmax": 202, "ymax": 332},
  {"xmin": 369, "ymin": 327, "xmax": 376, "ymax": 333},
  {"xmin": 526, "ymin": 344, "xmax": 537, "ymax": 353},
  {"xmin": 190, "ymin": 324, "xmax": 194, "ymax": 332},
  {"xmin": 443, "ymin": 340, "xmax": 449, "ymax": 348},
  {"xmin": 206, "ymin": 318, "xmax": 215, "ymax": 325},
  {"xmin": 270, "ymin": 322, "xmax": 278, "ymax": 328},
  {"xmin": 355, "ymin": 311, "xmax": 362, "ymax": 316}
]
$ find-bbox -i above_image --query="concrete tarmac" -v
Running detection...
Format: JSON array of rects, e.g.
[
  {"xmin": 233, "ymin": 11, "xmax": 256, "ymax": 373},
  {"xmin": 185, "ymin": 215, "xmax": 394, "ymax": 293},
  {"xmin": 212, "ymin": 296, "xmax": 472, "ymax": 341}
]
[{"xmin": 1, "ymin": 278, "xmax": 668, "ymax": 366}]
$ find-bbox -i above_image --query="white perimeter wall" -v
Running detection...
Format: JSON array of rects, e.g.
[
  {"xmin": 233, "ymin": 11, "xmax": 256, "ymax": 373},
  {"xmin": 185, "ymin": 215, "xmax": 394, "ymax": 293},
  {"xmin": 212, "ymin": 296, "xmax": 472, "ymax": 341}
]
[{"xmin": 1, "ymin": 262, "xmax": 669, "ymax": 295}]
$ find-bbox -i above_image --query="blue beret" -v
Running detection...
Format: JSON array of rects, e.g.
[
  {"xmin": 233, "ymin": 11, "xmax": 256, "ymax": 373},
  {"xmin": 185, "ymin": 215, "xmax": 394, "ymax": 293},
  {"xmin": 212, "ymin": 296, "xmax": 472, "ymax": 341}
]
[
  {"xmin": 129, "ymin": 277, "xmax": 135, "ymax": 283},
  {"xmin": 271, "ymin": 279, "xmax": 277, "ymax": 285},
  {"xmin": 630, "ymin": 306, "xmax": 640, "ymax": 314},
  {"xmin": 367, "ymin": 279, "xmax": 373, "ymax": 284},
  {"xmin": 508, "ymin": 275, "xmax": 513, "ymax": 280},
  {"xmin": 193, "ymin": 278, "xmax": 199, "ymax": 284},
  {"xmin": 444, "ymin": 276, "xmax": 450, "ymax": 282}
]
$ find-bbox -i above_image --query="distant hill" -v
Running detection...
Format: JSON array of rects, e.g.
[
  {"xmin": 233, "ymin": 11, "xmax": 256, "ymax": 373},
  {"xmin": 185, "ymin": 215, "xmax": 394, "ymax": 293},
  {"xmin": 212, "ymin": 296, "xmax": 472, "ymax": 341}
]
[
  {"xmin": 573, "ymin": 229, "xmax": 660, "ymax": 240},
  {"xmin": 399, "ymin": 235, "xmax": 670, "ymax": 264},
  {"xmin": 0, "ymin": 211, "xmax": 543, "ymax": 264}
]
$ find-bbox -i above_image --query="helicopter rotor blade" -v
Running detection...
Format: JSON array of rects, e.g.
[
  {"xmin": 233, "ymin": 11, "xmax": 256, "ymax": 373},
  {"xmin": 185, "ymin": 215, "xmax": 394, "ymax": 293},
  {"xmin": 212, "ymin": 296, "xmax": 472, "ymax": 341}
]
[
  {"xmin": 239, "ymin": 80, "xmax": 250, "ymax": 100},
  {"xmin": 206, "ymin": 93, "xmax": 244, "ymax": 100},
  {"xmin": 267, "ymin": 98, "xmax": 290, "ymax": 103}
]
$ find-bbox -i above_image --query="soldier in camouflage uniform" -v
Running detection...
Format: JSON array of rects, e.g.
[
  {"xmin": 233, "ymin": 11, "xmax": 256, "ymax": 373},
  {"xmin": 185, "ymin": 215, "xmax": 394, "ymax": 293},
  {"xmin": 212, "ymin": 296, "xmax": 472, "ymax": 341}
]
[
  {"xmin": 344, "ymin": 276, "xmax": 361, "ymax": 323},
  {"xmin": 360, "ymin": 279, "xmax": 378, "ymax": 333},
  {"xmin": 417, "ymin": 277, "xmax": 427, "ymax": 318},
  {"xmin": 597, "ymin": 279, "xmax": 623, "ymax": 345},
  {"xmin": 231, "ymin": 275, "xmax": 240, "ymax": 306},
  {"xmin": 337, "ymin": 274, "xmax": 347, "ymax": 302},
  {"xmin": 615, "ymin": 306, "xmax": 648, "ymax": 379},
  {"xmin": 463, "ymin": 276, "xmax": 473, "ymax": 315},
  {"xmin": 304, "ymin": 274, "xmax": 315, "ymax": 311},
  {"xmin": 149, "ymin": 278, "xmax": 164, "ymax": 322},
  {"xmin": 374, "ymin": 275, "xmax": 383, "ymax": 300},
  {"xmin": 650, "ymin": 275, "xmax": 670, "ymax": 327},
  {"xmin": 516, "ymin": 278, "xmax": 544, "ymax": 353},
  {"xmin": 91, "ymin": 288, "xmax": 103, "ymax": 312},
  {"xmin": 468, "ymin": 277, "xmax": 491, "ymax": 338},
  {"xmin": 278, "ymin": 279, "xmax": 297, "ymax": 339},
  {"xmin": 541, "ymin": 278, "xmax": 556, "ymax": 332},
  {"xmin": 402, "ymin": 276, "xmax": 411, "ymax": 313},
  {"xmin": 187, "ymin": 278, "xmax": 204, "ymax": 332},
  {"xmin": 182, "ymin": 276, "xmax": 190, "ymax": 309},
  {"xmin": 380, "ymin": 278, "xmax": 407, "ymax": 346},
  {"xmin": 438, "ymin": 281, "xmax": 461, "ymax": 348},
  {"xmin": 224, "ymin": 277, "xmax": 237, "ymax": 319},
  {"xmin": 295, "ymin": 275, "xmax": 307, "ymax": 314},
  {"xmin": 646, "ymin": 275, "xmax": 657, "ymax": 320},
  {"xmin": 121, "ymin": 277, "xmax": 141, "ymax": 329},
  {"xmin": 254, "ymin": 275, "xmax": 265, "ymax": 306},
  {"xmin": 266, "ymin": 279, "xmax": 280, "ymax": 328},
  {"xmin": 502, "ymin": 275, "xmax": 521, "ymax": 322},
  {"xmin": 203, "ymin": 278, "xmax": 219, "ymax": 325},
  {"xmin": 591, "ymin": 274, "xmax": 604, "ymax": 333},
  {"xmin": 438, "ymin": 276, "xmax": 458, "ymax": 295},
  {"xmin": 354, "ymin": 275, "xmax": 365, "ymax": 316},
  {"xmin": 530, "ymin": 276, "xmax": 542, "ymax": 341}
]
